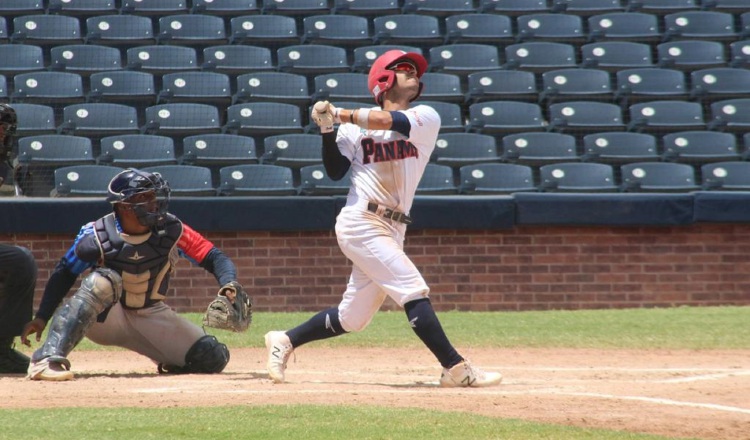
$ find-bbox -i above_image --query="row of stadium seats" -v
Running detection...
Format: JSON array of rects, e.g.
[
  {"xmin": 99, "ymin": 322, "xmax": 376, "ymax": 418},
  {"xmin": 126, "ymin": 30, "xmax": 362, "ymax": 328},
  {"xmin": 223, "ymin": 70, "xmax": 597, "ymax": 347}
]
[
  {"xmin": 3, "ymin": 11, "xmax": 750, "ymax": 49},
  {"xmin": 45, "ymin": 161, "xmax": 750, "ymax": 199},
  {"xmin": 4, "ymin": 67, "xmax": 750, "ymax": 109},
  {"xmin": 5, "ymin": 0, "xmax": 750, "ymax": 20}
]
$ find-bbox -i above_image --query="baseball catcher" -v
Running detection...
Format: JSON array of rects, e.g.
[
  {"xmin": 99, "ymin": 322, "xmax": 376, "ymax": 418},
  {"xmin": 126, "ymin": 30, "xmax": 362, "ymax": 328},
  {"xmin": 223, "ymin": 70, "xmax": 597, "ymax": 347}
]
[{"xmin": 203, "ymin": 281, "xmax": 253, "ymax": 332}]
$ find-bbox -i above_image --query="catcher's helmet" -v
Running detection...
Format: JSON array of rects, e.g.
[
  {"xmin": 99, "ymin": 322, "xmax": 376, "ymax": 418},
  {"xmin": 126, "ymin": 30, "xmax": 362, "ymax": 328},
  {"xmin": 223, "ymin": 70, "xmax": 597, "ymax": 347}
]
[
  {"xmin": 367, "ymin": 50, "xmax": 427, "ymax": 106},
  {"xmin": 0, "ymin": 104, "xmax": 18, "ymax": 154},
  {"xmin": 107, "ymin": 168, "xmax": 171, "ymax": 228}
]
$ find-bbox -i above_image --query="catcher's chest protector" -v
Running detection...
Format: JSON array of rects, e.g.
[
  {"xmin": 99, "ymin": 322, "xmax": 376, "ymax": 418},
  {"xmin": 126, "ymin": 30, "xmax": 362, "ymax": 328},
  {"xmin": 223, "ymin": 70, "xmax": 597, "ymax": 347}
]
[{"xmin": 89, "ymin": 213, "xmax": 182, "ymax": 308}]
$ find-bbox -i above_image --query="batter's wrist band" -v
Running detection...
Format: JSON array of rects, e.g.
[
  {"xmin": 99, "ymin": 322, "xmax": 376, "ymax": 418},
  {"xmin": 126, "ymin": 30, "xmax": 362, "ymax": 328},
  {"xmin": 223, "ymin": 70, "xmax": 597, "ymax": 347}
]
[
  {"xmin": 332, "ymin": 107, "xmax": 342, "ymax": 125},
  {"xmin": 357, "ymin": 108, "xmax": 371, "ymax": 129}
]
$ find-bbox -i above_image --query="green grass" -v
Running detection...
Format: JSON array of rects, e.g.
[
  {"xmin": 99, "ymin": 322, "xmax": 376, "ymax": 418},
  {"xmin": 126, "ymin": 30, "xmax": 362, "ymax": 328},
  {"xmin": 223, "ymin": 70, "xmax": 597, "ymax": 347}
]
[
  {"xmin": 3, "ymin": 405, "xmax": 693, "ymax": 440},
  {"xmin": 10, "ymin": 306, "xmax": 746, "ymax": 440}
]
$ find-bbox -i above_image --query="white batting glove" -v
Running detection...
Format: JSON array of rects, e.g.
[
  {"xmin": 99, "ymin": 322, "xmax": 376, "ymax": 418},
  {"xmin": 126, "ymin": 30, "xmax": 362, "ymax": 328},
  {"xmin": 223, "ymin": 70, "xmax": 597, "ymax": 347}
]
[{"xmin": 311, "ymin": 100, "xmax": 335, "ymax": 133}]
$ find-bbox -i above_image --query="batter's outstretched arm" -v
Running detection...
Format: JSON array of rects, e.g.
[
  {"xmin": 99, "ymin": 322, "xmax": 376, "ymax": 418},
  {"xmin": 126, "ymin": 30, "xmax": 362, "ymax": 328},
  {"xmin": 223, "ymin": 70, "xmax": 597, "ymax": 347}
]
[{"xmin": 322, "ymin": 131, "xmax": 350, "ymax": 180}]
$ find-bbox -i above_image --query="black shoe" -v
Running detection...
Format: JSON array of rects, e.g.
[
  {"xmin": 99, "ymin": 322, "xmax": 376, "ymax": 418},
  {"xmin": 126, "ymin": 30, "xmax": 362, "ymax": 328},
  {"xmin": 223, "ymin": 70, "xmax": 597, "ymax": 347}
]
[{"xmin": 0, "ymin": 343, "xmax": 30, "ymax": 374}]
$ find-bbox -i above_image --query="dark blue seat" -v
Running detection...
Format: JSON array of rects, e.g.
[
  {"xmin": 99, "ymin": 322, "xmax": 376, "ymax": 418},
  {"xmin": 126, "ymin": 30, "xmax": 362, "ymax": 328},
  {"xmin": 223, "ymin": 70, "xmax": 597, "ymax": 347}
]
[
  {"xmin": 49, "ymin": 45, "xmax": 122, "ymax": 76},
  {"xmin": 0, "ymin": 1, "xmax": 44, "ymax": 18},
  {"xmin": 158, "ymin": 72, "xmax": 231, "ymax": 107},
  {"xmin": 478, "ymin": 0, "xmax": 548, "ymax": 16},
  {"xmin": 581, "ymin": 41, "xmax": 653, "ymax": 71},
  {"xmin": 372, "ymin": 14, "xmax": 443, "ymax": 47},
  {"xmin": 504, "ymin": 42, "xmax": 577, "ymax": 73},
  {"xmin": 88, "ymin": 71, "xmax": 156, "ymax": 106},
  {"xmin": 157, "ymin": 14, "xmax": 227, "ymax": 47},
  {"xmin": 142, "ymin": 103, "xmax": 222, "ymax": 137},
  {"xmin": 0, "ymin": 44, "xmax": 43, "ymax": 77},
  {"xmin": 709, "ymin": 98, "xmax": 750, "ymax": 132},
  {"xmin": 465, "ymin": 70, "xmax": 539, "ymax": 104},
  {"xmin": 402, "ymin": 0, "xmax": 475, "ymax": 17},
  {"xmin": 429, "ymin": 44, "xmax": 502, "ymax": 77},
  {"xmin": 126, "ymin": 45, "xmax": 198, "ymax": 75},
  {"xmin": 17, "ymin": 134, "xmax": 94, "ymax": 167},
  {"xmin": 419, "ymin": 73, "xmax": 464, "ymax": 103},
  {"xmin": 539, "ymin": 162, "xmax": 618, "ymax": 192},
  {"xmin": 689, "ymin": 68, "xmax": 750, "ymax": 104},
  {"xmin": 229, "ymin": 15, "xmax": 298, "ymax": 47},
  {"xmin": 59, "ymin": 103, "xmax": 140, "ymax": 137},
  {"xmin": 181, "ymin": 134, "xmax": 258, "ymax": 167},
  {"xmin": 540, "ymin": 68, "xmax": 613, "ymax": 104},
  {"xmin": 582, "ymin": 132, "xmax": 659, "ymax": 164},
  {"xmin": 702, "ymin": 162, "xmax": 750, "ymax": 191},
  {"xmin": 661, "ymin": 131, "xmax": 740, "ymax": 164},
  {"xmin": 615, "ymin": 68, "xmax": 688, "ymax": 107},
  {"xmin": 143, "ymin": 165, "xmax": 215, "ymax": 197},
  {"xmin": 85, "ymin": 15, "xmax": 155, "ymax": 48},
  {"xmin": 352, "ymin": 45, "xmax": 423, "ymax": 73},
  {"xmin": 468, "ymin": 101, "xmax": 547, "ymax": 135},
  {"xmin": 52, "ymin": 165, "xmax": 123, "ymax": 197},
  {"xmin": 416, "ymin": 164, "xmax": 457, "ymax": 195},
  {"xmin": 587, "ymin": 12, "xmax": 660, "ymax": 43},
  {"xmin": 302, "ymin": 15, "xmax": 371, "ymax": 48},
  {"xmin": 663, "ymin": 11, "xmax": 737, "ymax": 42},
  {"xmin": 10, "ymin": 103, "xmax": 56, "ymax": 136},
  {"xmin": 432, "ymin": 133, "xmax": 499, "ymax": 168},
  {"xmin": 262, "ymin": 134, "xmax": 322, "ymax": 169},
  {"xmin": 620, "ymin": 162, "xmax": 700, "ymax": 192},
  {"xmin": 657, "ymin": 40, "xmax": 726, "ymax": 71},
  {"xmin": 121, "ymin": 0, "xmax": 187, "ymax": 16},
  {"xmin": 458, "ymin": 163, "xmax": 536, "ymax": 195},
  {"xmin": 11, "ymin": 14, "xmax": 81, "ymax": 46},
  {"xmin": 516, "ymin": 13, "xmax": 586, "ymax": 45},
  {"xmin": 444, "ymin": 14, "xmax": 514, "ymax": 44},
  {"xmin": 501, "ymin": 132, "xmax": 580, "ymax": 166},
  {"xmin": 628, "ymin": 100, "xmax": 705, "ymax": 132},
  {"xmin": 11, "ymin": 72, "xmax": 84, "ymax": 105},
  {"xmin": 49, "ymin": 0, "xmax": 117, "ymax": 16},
  {"xmin": 298, "ymin": 164, "xmax": 351, "ymax": 196},
  {"xmin": 234, "ymin": 72, "xmax": 310, "ymax": 106},
  {"xmin": 203, "ymin": 45, "xmax": 274, "ymax": 75},
  {"xmin": 224, "ymin": 102, "xmax": 304, "ymax": 138},
  {"xmin": 313, "ymin": 73, "xmax": 371, "ymax": 104},
  {"xmin": 549, "ymin": 101, "xmax": 626, "ymax": 133},
  {"xmin": 99, "ymin": 134, "xmax": 177, "ymax": 167},
  {"xmin": 191, "ymin": 0, "xmax": 259, "ymax": 16},
  {"xmin": 277, "ymin": 45, "xmax": 349, "ymax": 75},
  {"xmin": 218, "ymin": 164, "xmax": 297, "ymax": 196},
  {"xmin": 332, "ymin": 0, "xmax": 400, "ymax": 18}
]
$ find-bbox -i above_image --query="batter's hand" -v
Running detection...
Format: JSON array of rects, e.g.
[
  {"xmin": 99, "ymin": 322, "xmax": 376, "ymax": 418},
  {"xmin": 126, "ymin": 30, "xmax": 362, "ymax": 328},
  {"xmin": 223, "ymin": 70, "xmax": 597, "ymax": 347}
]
[
  {"xmin": 311, "ymin": 101, "xmax": 337, "ymax": 133},
  {"xmin": 21, "ymin": 318, "xmax": 46, "ymax": 347}
]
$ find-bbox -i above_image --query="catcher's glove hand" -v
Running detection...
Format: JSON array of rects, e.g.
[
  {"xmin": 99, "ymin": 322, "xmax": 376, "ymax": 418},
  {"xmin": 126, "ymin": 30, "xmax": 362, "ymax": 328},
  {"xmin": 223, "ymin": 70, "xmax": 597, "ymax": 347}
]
[{"xmin": 202, "ymin": 281, "xmax": 252, "ymax": 332}]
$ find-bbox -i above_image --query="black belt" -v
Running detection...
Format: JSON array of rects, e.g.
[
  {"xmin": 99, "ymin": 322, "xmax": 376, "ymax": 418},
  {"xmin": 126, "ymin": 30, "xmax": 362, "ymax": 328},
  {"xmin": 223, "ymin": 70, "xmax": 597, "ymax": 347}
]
[{"xmin": 367, "ymin": 202, "xmax": 412, "ymax": 225}]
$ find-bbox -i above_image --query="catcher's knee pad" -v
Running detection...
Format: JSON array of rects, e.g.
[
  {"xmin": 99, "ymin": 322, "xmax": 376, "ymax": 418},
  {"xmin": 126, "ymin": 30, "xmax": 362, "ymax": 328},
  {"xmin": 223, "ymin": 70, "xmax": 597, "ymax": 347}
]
[
  {"xmin": 79, "ymin": 268, "xmax": 122, "ymax": 308},
  {"xmin": 182, "ymin": 335, "xmax": 229, "ymax": 374}
]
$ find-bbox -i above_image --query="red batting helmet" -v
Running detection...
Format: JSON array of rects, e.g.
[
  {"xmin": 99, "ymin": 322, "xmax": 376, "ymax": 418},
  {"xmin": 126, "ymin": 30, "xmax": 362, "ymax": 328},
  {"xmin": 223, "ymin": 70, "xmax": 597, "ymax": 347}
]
[{"xmin": 367, "ymin": 50, "xmax": 427, "ymax": 105}]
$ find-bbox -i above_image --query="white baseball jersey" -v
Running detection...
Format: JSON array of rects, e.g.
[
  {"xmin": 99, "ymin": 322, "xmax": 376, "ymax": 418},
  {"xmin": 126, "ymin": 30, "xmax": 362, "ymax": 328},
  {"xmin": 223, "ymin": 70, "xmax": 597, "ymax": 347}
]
[{"xmin": 336, "ymin": 104, "xmax": 441, "ymax": 215}]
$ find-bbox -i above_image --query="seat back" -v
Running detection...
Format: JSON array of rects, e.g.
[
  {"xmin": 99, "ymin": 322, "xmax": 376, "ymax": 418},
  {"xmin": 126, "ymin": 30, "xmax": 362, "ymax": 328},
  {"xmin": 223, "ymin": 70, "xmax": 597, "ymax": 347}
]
[
  {"xmin": 12, "ymin": 71, "xmax": 84, "ymax": 104},
  {"xmin": 429, "ymin": 44, "xmax": 502, "ymax": 76},
  {"xmin": 548, "ymin": 101, "xmax": 625, "ymax": 133},
  {"xmin": 588, "ymin": 12, "xmax": 660, "ymax": 42},
  {"xmin": 203, "ymin": 45, "xmax": 274, "ymax": 74},
  {"xmin": 99, "ymin": 134, "xmax": 176, "ymax": 167},
  {"xmin": 218, "ymin": 164, "xmax": 297, "ymax": 196},
  {"xmin": 702, "ymin": 161, "xmax": 750, "ymax": 190},
  {"xmin": 9, "ymin": 103, "xmax": 56, "ymax": 136},
  {"xmin": 159, "ymin": 71, "xmax": 231, "ymax": 105},
  {"xmin": 49, "ymin": 44, "xmax": 122, "ymax": 75},
  {"xmin": 235, "ymin": 72, "xmax": 309, "ymax": 105},
  {"xmin": 516, "ymin": 13, "xmax": 585, "ymax": 43},
  {"xmin": 628, "ymin": 100, "xmax": 705, "ymax": 132},
  {"xmin": 302, "ymin": 15, "xmax": 370, "ymax": 47},
  {"xmin": 657, "ymin": 40, "xmax": 726, "ymax": 70},
  {"xmin": 416, "ymin": 163, "xmax": 457, "ymax": 195},
  {"xmin": 539, "ymin": 162, "xmax": 617, "ymax": 192},
  {"xmin": 182, "ymin": 133, "xmax": 258, "ymax": 166},
  {"xmin": 582, "ymin": 131, "xmax": 659, "ymax": 164},
  {"xmin": 298, "ymin": 164, "xmax": 351, "ymax": 196},
  {"xmin": 501, "ymin": 132, "xmax": 579, "ymax": 165},
  {"xmin": 126, "ymin": 45, "xmax": 198, "ymax": 74},
  {"xmin": 468, "ymin": 101, "xmax": 546, "ymax": 134},
  {"xmin": 143, "ymin": 165, "xmax": 215, "ymax": 196},
  {"xmin": 262, "ymin": 134, "xmax": 322, "ymax": 169},
  {"xmin": 229, "ymin": 15, "xmax": 298, "ymax": 47},
  {"xmin": 143, "ymin": 103, "xmax": 221, "ymax": 136},
  {"xmin": 12, "ymin": 15, "xmax": 81, "ymax": 46},
  {"xmin": 60, "ymin": 103, "xmax": 139, "ymax": 137},
  {"xmin": 466, "ymin": 70, "xmax": 538, "ymax": 103},
  {"xmin": 0, "ymin": 44, "xmax": 44, "ymax": 76},
  {"xmin": 433, "ymin": 132, "xmax": 499, "ymax": 168},
  {"xmin": 277, "ymin": 45, "xmax": 349, "ymax": 74},
  {"xmin": 459, "ymin": 163, "xmax": 536, "ymax": 194},
  {"xmin": 620, "ymin": 162, "xmax": 699, "ymax": 192},
  {"xmin": 504, "ymin": 42, "xmax": 577, "ymax": 72},
  {"xmin": 17, "ymin": 134, "xmax": 94, "ymax": 166},
  {"xmin": 662, "ymin": 131, "xmax": 739, "ymax": 163},
  {"xmin": 444, "ymin": 13, "xmax": 514, "ymax": 44},
  {"xmin": 157, "ymin": 14, "xmax": 227, "ymax": 46},
  {"xmin": 581, "ymin": 41, "xmax": 653, "ymax": 71},
  {"xmin": 52, "ymin": 165, "xmax": 123, "ymax": 197},
  {"xmin": 85, "ymin": 15, "xmax": 154, "ymax": 47},
  {"xmin": 89, "ymin": 70, "xmax": 156, "ymax": 105}
]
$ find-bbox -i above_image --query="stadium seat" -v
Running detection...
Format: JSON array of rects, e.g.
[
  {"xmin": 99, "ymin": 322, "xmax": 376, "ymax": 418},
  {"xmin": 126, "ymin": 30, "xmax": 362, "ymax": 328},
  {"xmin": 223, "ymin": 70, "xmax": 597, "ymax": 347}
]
[
  {"xmin": 581, "ymin": 41, "xmax": 653, "ymax": 71},
  {"xmin": 11, "ymin": 15, "xmax": 81, "ymax": 46},
  {"xmin": 0, "ymin": 76, "xmax": 7, "ymax": 100},
  {"xmin": 458, "ymin": 163, "xmax": 536, "ymax": 194},
  {"xmin": 689, "ymin": 67, "xmax": 750, "ymax": 104},
  {"xmin": 277, "ymin": 45, "xmax": 349, "ymax": 75},
  {"xmin": 224, "ymin": 102, "xmax": 304, "ymax": 138},
  {"xmin": 468, "ymin": 101, "xmax": 546, "ymax": 135},
  {"xmin": 332, "ymin": 0, "xmax": 401, "ymax": 18},
  {"xmin": 428, "ymin": 44, "xmax": 503, "ymax": 77},
  {"xmin": 615, "ymin": 68, "xmax": 688, "ymax": 107},
  {"xmin": 444, "ymin": 14, "xmax": 514, "ymax": 45},
  {"xmin": 181, "ymin": 133, "xmax": 258, "ymax": 167},
  {"xmin": 202, "ymin": 45, "xmax": 274, "ymax": 75},
  {"xmin": 551, "ymin": 0, "xmax": 624, "ymax": 16},
  {"xmin": 49, "ymin": 45, "xmax": 122, "ymax": 76},
  {"xmin": 702, "ymin": 0, "xmax": 750, "ymax": 13},
  {"xmin": 465, "ymin": 70, "xmax": 539, "ymax": 104},
  {"xmin": 157, "ymin": 14, "xmax": 227, "ymax": 47},
  {"xmin": 628, "ymin": 101, "xmax": 705, "ymax": 132},
  {"xmin": 708, "ymin": 98, "xmax": 750, "ymax": 132},
  {"xmin": 126, "ymin": 45, "xmax": 198, "ymax": 75},
  {"xmin": 587, "ymin": 12, "xmax": 661, "ymax": 43},
  {"xmin": 298, "ymin": 164, "xmax": 351, "ymax": 196},
  {"xmin": 0, "ymin": 1, "xmax": 44, "ymax": 18},
  {"xmin": 662, "ymin": 11, "xmax": 737, "ymax": 42},
  {"xmin": 582, "ymin": 131, "xmax": 659, "ymax": 164},
  {"xmin": 121, "ymin": 0, "xmax": 187, "ymax": 17},
  {"xmin": 261, "ymin": 0, "xmax": 329, "ymax": 17},
  {"xmin": 218, "ymin": 164, "xmax": 297, "ymax": 196},
  {"xmin": 418, "ymin": 101, "xmax": 465, "ymax": 133},
  {"xmin": 657, "ymin": 40, "xmax": 726, "ymax": 70},
  {"xmin": 432, "ymin": 132, "xmax": 499, "ymax": 168},
  {"xmin": 143, "ymin": 165, "xmax": 215, "ymax": 197},
  {"xmin": 302, "ymin": 15, "xmax": 371, "ymax": 48},
  {"xmin": 662, "ymin": 130, "xmax": 740, "ymax": 164},
  {"xmin": 234, "ymin": 72, "xmax": 310, "ymax": 106},
  {"xmin": 85, "ymin": 15, "xmax": 155, "ymax": 48},
  {"xmin": 98, "ymin": 134, "xmax": 177, "ymax": 167},
  {"xmin": 539, "ymin": 162, "xmax": 618, "ymax": 192},
  {"xmin": 352, "ymin": 45, "xmax": 423, "ymax": 73},
  {"xmin": 416, "ymin": 164, "xmax": 457, "ymax": 195},
  {"xmin": 402, "ymin": 0, "xmax": 475, "ymax": 17},
  {"xmin": 540, "ymin": 68, "xmax": 613, "ymax": 104},
  {"xmin": 49, "ymin": 0, "xmax": 117, "ymax": 16},
  {"xmin": 620, "ymin": 162, "xmax": 700, "ymax": 192},
  {"xmin": 701, "ymin": 161, "xmax": 750, "ymax": 190},
  {"xmin": 501, "ymin": 132, "xmax": 580, "ymax": 166},
  {"xmin": 10, "ymin": 103, "xmax": 56, "ymax": 136},
  {"xmin": 516, "ymin": 13, "xmax": 586, "ymax": 45},
  {"xmin": 59, "ymin": 103, "xmax": 139, "ymax": 137},
  {"xmin": 0, "ymin": 45, "xmax": 43, "ymax": 77},
  {"xmin": 262, "ymin": 134, "xmax": 322, "ymax": 169},
  {"xmin": 548, "ymin": 101, "xmax": 626, "ymax": 134},
  {"xmin": 729, "ymin": 40, "xmax": 750, "ymax": 68},
  {"xmin": 0, "ymin": 19, "xmax": 8, "ymax": 44},
  {"xmin": 88, "ymin": 71, "xmax": 156, "ymax": 107},
  {"xmin": 52, "ymin": 165, "xmax": 123, "ymax": 197},
  {"xmin": 478, "ymin": 0, "xmax": 548, "ymax": 16},
  {"xmin": 11, "ymin": 72, "xmax": 84, "ymax": 105},
  {"xmin": 17, "ymin": 134, "xmax": 94, "ymax": 167},
  {"xmin": 373, "ymin": 14, "xmax": 443, "ymax": 47},
  {"xmin": 313, "ymin": 73, "xmax": 372, "ymax": 104},
  {"xmin": 191, "ymin": 0, "xmax": 259, "ymax": 16},
  {"xmin": 504, "ymin": 42, "xmax": 577, "ymax": 73},
  {"xmin": 418, "ymin": 73, "xmax": 464, "ymax": 103},
  {"xmin": 625, "ymin": 0, "xmax": 700, "ymax": 14},
  {"xmin": 229, "ymin": 15, "xmax": 298, "ymax": 48},
  {"xmin": 158, "ymin": 72, "xmax": 231, "ymax": 107},
  {"xmin": 142, "ymin": 103, "xmax": 221, "ymax": 137}
]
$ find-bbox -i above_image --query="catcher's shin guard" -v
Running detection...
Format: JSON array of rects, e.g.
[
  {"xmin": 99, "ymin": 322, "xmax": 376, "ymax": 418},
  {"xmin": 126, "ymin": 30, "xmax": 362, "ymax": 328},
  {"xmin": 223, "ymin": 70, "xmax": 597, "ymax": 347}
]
[{"xmin": 31, "ymin": 269, "xmax": 122, "ymax": 363}]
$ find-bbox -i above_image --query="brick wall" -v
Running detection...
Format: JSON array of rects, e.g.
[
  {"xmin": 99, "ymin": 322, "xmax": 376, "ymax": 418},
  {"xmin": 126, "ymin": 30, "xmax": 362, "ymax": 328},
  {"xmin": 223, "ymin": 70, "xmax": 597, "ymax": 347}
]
[{"xmin": 6, "ymin": 224, "xmax": 750, "ymax": 314}]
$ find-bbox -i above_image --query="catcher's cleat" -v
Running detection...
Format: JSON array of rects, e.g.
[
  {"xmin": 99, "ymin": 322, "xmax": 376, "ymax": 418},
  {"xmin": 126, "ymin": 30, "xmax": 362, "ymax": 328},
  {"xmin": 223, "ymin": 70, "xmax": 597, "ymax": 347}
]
[
  {"xmin": 265, "ymin": 331, "xmax": 293, "ymax": 384},
  {"xmin": 27, "ymin": 358, "xmax": 74, "ymax": 381},
  {"xmin": 439, "ymin": 360, "xmax": 502, "ymax": 388},
  {"xmin": 0, "ymin": 343, "xmax": 30, "ymax": 374}
]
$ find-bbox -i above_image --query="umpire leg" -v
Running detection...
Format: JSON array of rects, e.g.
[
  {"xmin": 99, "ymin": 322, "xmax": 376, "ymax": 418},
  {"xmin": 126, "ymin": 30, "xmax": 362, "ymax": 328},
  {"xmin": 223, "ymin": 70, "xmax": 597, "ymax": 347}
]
[{"xmin": 0, "ymin": 245, "xmax": 37, "ymax": 374}]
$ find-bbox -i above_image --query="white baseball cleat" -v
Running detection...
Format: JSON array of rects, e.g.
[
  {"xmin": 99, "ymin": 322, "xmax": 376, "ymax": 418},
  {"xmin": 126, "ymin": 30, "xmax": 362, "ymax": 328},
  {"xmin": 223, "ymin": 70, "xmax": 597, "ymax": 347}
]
[
  {"xmin": 265, "ymin": 331, "xmax": 293, "ymax": 384},
  {"xmin": 27, "ymin": 358, "xmax": 74, "ymax": 381},
  {"xmin": 439, "ymin": 359, "xmax": 502, "ymax": 388}
]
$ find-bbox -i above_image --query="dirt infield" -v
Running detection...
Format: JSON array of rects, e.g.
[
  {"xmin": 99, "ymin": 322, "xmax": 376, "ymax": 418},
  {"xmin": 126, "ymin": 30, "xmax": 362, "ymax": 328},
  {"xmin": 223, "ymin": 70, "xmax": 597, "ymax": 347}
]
[{"xmin": 2, "ymin": 348, "xmax": 748, "ymax": 440}]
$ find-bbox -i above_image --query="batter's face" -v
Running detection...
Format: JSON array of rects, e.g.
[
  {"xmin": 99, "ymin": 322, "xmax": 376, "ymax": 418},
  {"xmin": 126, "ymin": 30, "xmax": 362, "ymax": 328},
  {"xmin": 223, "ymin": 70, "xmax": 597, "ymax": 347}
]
[{"xmin": 388, "ymin": 61, "xmax": 420, "ymax": 102}]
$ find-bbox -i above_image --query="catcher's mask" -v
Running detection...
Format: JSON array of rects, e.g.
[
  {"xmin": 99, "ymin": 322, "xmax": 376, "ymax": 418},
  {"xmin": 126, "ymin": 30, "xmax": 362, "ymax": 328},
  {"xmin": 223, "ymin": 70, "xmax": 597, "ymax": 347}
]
[
  {"xmin": 0, "ymin": 104, "xmax": 18, "ymax": 154},
  {"xmin": 367, "ymin": 50, "xmax": 427, "ymax": 106},
  {"xmin": 107, "ymin": 168, "xmax": 171, "ymax": 228}
]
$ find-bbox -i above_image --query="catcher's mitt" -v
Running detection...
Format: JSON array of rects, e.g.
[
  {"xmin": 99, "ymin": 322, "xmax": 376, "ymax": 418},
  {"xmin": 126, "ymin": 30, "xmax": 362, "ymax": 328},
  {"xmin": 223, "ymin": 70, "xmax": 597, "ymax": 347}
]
[{"xmin": 202, "ymin": 281, "xmax": 252, "ymax": 332}]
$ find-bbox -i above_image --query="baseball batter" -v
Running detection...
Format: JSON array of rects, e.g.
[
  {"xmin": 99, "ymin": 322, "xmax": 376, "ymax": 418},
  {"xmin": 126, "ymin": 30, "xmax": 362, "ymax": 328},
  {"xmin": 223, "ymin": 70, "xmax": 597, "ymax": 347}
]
[
  {"xmin": 265, "ymin": 50, "xmax": 502, "ymax": 387},
  {"xmin": 22, "ymin": 169, "xmax": 242, "ymax": 380}
]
